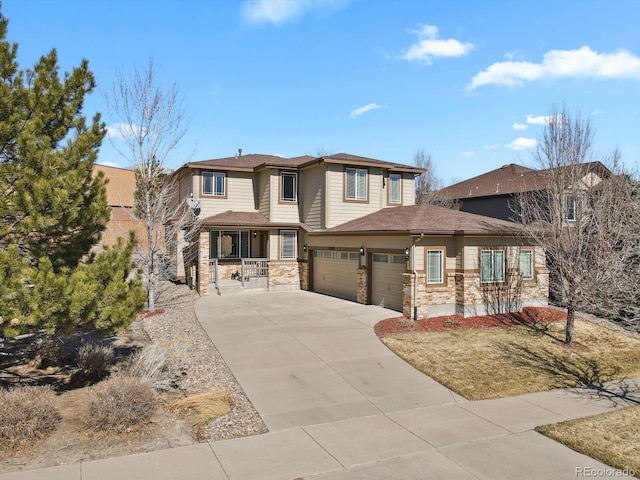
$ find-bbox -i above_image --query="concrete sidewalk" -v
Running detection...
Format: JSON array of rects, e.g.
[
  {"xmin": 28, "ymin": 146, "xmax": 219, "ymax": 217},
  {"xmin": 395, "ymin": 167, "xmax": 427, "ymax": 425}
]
[{"xmin": 2, "ymin": 291, "xmax": 638, "ymax": 480}]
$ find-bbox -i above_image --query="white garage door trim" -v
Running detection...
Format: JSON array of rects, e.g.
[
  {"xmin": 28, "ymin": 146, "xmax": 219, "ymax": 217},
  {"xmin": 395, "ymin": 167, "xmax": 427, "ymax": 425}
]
[
  {"xmin": 312, "ymin": 250, "xmax": 359, "ymax": 301},
  {"xmin": 371, "ymin": 253, "xmax": 405, "ymax": 311}
]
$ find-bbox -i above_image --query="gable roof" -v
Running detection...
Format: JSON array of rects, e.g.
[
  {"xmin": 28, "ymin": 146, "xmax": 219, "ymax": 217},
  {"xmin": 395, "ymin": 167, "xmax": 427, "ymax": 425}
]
[
  {"xmin": 319, "ymin": 204, "xmax": 525, "ymax": 236},
  {"xmin": 439, "ymin": 161, "xmax": 610, "ymax": 200}
]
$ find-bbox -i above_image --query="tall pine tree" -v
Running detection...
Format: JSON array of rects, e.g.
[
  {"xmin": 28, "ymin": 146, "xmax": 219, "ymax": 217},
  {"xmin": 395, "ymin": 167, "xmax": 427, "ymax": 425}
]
[{"xmin": 0, "ymin": 7, "xmax": 145, "ymax": 337}]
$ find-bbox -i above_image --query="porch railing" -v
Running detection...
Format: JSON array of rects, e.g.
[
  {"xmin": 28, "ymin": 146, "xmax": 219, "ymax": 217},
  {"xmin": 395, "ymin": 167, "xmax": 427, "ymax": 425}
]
[{"xmin": 241, "ymin": 258, "xmax": 269, "ymax": 287}]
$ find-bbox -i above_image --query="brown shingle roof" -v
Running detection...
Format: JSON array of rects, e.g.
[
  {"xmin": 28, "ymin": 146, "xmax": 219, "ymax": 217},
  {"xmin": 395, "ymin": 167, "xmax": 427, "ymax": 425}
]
[
  {"xmin": 200, "ymin": 211, "xmax": 310, "ymax": 231},
  {"xmin": 320, "ymin": 153, "xmax": 424, "ymax": 173},
  {"xmin": 438, "ymin": 164, "xmax": 536, "ymax": 199},
  {"xmin": 182, "ymin": 152, "xmax": 423, "ymax": 174},
  {"xmin": 439, "ymin": 161, "xmax": 610, "ymax": 200},
  {"xmin": 321, "ymin": 205, "xmax": 524, "ymax": 235},
  {"xmin": 187, "ymin": 154, "xmax": 308, "ymax": 171}
]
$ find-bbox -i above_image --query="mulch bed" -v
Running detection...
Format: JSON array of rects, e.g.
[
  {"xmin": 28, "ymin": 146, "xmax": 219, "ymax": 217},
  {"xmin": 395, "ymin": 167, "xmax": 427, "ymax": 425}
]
[{"xmin": 374, "ymin": 307, "xmax": 567, "ymax": 337}]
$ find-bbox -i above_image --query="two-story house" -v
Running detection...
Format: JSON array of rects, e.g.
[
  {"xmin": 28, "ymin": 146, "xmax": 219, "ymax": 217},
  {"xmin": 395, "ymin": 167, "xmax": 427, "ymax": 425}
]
[{"xmin": 168, "ymin": 152, "xmax": 549, "ymax": 318}]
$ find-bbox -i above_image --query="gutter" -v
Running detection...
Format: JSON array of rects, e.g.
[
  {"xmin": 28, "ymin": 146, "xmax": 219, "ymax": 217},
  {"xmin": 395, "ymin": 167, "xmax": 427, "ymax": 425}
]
[{"xmin": 410, "ymin": 233, "xmax": 423, "ymax": 321}]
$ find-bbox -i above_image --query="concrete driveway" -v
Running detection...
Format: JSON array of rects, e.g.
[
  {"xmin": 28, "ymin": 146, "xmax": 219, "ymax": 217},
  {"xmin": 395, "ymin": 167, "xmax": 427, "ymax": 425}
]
[
  {"xmin": 194, "ymin": 290, "xmax": 462, "ymax": 430},
  {"xmin": 5, "ymin": 289, "xmax": 636, "ymax": 480}
]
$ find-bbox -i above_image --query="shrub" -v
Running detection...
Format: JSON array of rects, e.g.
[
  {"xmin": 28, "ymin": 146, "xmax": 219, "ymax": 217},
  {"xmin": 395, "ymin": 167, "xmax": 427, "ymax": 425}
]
[
  {"xmin": 76, "ymin": 342, "xmax": 115, "ymax": 379},
  {"xmin": 0, "ymin": 385, "xmax": 61, "ymax": 449},
  {"xmin": 114, "ymin": 343, "xmax": 179, "ymax": 392},
  {"xmin": 170, "ymin": 389, "xmax": 231, "ymax": 427},
  {"xmin": 83, "ymin": 376, "xmax": 157, "ymax": 432}
]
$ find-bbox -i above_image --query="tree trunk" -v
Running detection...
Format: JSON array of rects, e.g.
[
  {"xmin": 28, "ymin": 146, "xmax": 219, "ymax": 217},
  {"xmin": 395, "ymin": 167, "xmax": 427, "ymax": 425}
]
[{"xmin": 565, "ymin": 306, "xmax": 575, "ymax": 345}]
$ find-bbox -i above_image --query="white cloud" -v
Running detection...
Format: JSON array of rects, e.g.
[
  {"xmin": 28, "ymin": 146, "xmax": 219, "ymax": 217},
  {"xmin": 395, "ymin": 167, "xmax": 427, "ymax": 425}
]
[
  {"xmin": 470, "ymin": 46, "xmax": 640, "ymax": 89},
  {"xmin": 107, "ymin": 122, "xmax": 144, "ymax": 140},
  {"xmin": 506, "ymin": 137, "xmax": 537, "ymax": 150},
  {"xmin": 525, "ymin": 114, "xmax": 550, "ymax": 125},
  {"xmin": 402, "ymin": 25, "xmax": 475, "ymax": 65},
  {"xmin": 462, "ymin": 151, "xmax": 474, "ymax": 157},
  {"xmin": 512, "ymin": 123, "xmax": 527, "ymax": 130},
  {"xmin": 484, "ymin": 144, "xmax": 500, "ymax": 150},
  {"xmin": 350, "ymin": 103, "xmax": 382, "ymax": 118},
  {"xmin": 240, "ymin": 0, "xmax": 350, "ymax": 26},
  {"xmin": 591, "ymin": 109, "xmax": 604, "ymax": 116}
]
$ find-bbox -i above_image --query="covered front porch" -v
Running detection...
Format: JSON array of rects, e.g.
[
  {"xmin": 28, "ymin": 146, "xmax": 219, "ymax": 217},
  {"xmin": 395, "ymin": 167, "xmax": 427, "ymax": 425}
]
[{"xmin": 190, "ymin": 211, "xmax": 309, "ymax": 295}]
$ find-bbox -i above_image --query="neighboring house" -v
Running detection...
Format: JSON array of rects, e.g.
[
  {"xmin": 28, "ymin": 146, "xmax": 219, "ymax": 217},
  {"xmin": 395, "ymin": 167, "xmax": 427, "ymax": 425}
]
[
  {"xmin": 438, "ymin": 162, "xmax": 611, "ymax": 223},
  {"xmin": 92, "ymin": 164, "xmax": 147, "ymax": 249},
  {"xmin": 168, "ymin": 152, "xmax": 548, "ymax": 318}
]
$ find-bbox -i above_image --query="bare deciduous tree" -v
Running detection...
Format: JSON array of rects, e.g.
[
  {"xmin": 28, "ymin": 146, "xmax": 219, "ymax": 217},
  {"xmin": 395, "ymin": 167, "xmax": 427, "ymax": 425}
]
[
  {"xmin": 105, "ymin": 59, "xmax": 197, "ymax": 311},
  {"xmin": 516, "ymin": 105, "xmax": 640, "ymax": 344},
  {"xmin": 414, "ymin": 149, "xmax": 455, "ymax": 207}
]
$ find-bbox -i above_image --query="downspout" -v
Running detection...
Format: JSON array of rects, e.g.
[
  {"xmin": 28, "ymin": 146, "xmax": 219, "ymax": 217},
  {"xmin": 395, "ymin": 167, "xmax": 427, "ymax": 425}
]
[{"xmin": 411, "ymin": 233, "xmax": 423, "ymax": 321}]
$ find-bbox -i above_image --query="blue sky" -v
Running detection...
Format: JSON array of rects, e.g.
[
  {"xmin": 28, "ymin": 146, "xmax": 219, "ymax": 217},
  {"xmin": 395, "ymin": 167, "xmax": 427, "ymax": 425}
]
[{"xmin": 3, "ymin": 0, "xmax": 639, "ymax": 184}]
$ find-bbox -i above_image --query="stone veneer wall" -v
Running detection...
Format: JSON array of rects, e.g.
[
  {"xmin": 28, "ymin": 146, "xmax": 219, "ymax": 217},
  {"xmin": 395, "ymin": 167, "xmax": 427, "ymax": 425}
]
[
  {"xmin": 299, "ymin": 261, "xmax": 309, "ymax": 290},
  {"xmin": 197, "ymin": 230, "xmax": 209, "ymax": 295},
  {"xmin": 403, "ymin": 273, "xmax": 456, "ymax": 319},
  {"xmin": 268, "ymin": 260, "xmax": 301, "ymax": 290},
  {"xmin": 356, "ymin": 267, "xmax": 367, "ymax": 304}
]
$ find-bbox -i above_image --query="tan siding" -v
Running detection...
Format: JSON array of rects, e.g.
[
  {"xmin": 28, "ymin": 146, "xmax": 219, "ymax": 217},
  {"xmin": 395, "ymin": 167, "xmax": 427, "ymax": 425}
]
[
  {"xmin": 177, "ymin": 171, "xmax": 192, "ymax": 208},
  {"xmin": 258, "ymin": 170, "xmax": 270, "ymax": 219},
  {"xmin": 326, "ymin": 165, "xmax": 388, "ymax": 228},
  {"xmin": 197, "ymin": 171, "xmax": 257, "ymax": 218},
  {"xmin": 93, "ymin": 165, "xmax": 135, "ymax": 207},
  {"xmin": 270, "ymin": 171, "xmax": 300, "ymax": 223},
  {"xmin": 268, "ymin": 230, "xmax": 279, "ymax": 259},
  {"xmin": 402, "ymin": 173, "xmax": 415, "ymax": 206},
  {"xmin": 300, "ymin": 165, "xmax": 325, "ymax": 230}
]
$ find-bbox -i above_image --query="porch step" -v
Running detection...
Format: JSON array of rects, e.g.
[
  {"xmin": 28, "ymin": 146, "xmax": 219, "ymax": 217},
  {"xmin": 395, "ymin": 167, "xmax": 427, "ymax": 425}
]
[{"xmin": 215, "ymin": 279, "xmax": 246, "ymax": 296}]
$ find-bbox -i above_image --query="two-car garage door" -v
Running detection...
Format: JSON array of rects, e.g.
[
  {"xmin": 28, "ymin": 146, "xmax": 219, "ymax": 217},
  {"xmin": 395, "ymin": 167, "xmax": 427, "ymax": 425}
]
[
  {"xmin": 312, "ymin": 250, "xmax": 405, "ymax": 312},
  {"xmin": 312, "ymin": 250, "xmax": 359, "ymax": 301}
]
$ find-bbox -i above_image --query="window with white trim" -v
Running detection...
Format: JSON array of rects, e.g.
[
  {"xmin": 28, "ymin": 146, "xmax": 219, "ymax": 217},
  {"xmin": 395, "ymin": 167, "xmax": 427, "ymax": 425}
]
[
  {"xmin": 481, "ymin": 249, "xmax": 505, "ymax": 283},
  {"xmin": 202, "ymin": 172, "xmax": 225, "ymax": 196},
  {"xmin": 427, "ymin": 249, "xmax": 444, "ymax": 284},
  {"xmin": 388, "ymin": 173, "xmax": 401, "ymax": 204},
  {"xmin": 345, "ymin": 167, "xmax": 367, "ymax": 201},
  {"xmin": 280, "ymin": 172, "xmax": 297, "ymax": 202},
  {"xmin": 520, "ymin": 249, "xmax": 534, "ymax": 280},
  {"xmin": 280, "ymin": 230, "xmax": 297, "ymax": 259}
]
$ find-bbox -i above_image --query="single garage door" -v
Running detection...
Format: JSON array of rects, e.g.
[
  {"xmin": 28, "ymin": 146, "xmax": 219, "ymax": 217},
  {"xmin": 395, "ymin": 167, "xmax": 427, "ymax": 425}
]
[
  {"xmin": 371, "ymin": 253, "xmax": 406, "ymax": 311},
  {"xmin": 312, "ymin": 250, "xmax": 359, "ymax": 301}
]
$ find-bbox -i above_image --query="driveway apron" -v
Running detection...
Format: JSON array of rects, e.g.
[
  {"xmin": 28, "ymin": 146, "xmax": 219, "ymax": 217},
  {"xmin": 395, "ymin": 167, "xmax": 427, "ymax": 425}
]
[{"xmin": 194, "ymin": 290, "xmax": 460, "ymax": 430}]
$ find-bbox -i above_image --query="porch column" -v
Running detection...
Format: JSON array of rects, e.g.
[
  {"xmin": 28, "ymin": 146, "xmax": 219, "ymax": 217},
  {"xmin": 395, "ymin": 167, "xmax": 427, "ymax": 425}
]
[{"xmin": 198, "ymin": 230, "xmax": 210, "ymax": 295}]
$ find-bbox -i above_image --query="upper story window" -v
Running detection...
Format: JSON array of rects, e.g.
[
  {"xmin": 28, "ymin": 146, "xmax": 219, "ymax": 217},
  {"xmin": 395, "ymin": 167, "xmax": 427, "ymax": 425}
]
[
  {"xmin": 481, "ymin": 249, "xmax": 505, "ymax": 283},
  {"xmin": 388, "ymin": 173, "xmax": 402, "ymax": 204},
  {"xmin": 202, "ymin": 171, "xmax": 225, "ymax": 197},
  {"xmin": 566, "ymin": 194, "xmax": 576, "ymax": 221},
  {"xmin": 519, "ymin": 249, "xmax": 534, "ymax": 280},
  {"xmin": 345, "ymin": 167, "xmax": 367, "ymax": 201},
  {"xmin": 426, "ymin": 249, "xmax": 444, "ymax": 284},
  {"xmin": 280, "ymin": 172, "xmax": 297, "ymax": 203}
]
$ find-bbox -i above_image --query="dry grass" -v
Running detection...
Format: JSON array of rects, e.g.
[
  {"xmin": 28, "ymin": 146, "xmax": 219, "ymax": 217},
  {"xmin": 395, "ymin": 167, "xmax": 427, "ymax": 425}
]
[
  {"xmin": 381, "ymin": 319, "xmax": 640, "ymax": 400},
  {"xmin": 0, "ymin": 385, "xmax": 61, "ymax": 450},
  {"xmin": 537, "ymin": 406, "xmax": 640, "ymax": 476},
  {"xmin": 169, "ymin": 390, "xmax": 230, "ymax": 427},
  {"xmin": 83, "ymin": 376, "xmax": 158, "ymax": 432}
]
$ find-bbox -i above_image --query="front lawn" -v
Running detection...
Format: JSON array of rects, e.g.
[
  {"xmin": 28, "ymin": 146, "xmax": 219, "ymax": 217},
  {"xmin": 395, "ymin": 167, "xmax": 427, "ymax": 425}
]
[
  {"xmin": 379, "ymin": 316, "xmax": 640, "ymax": 400},
  {"xmin": 537, "ymin": 406, "xmax": 640, "ymax": 477}
]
